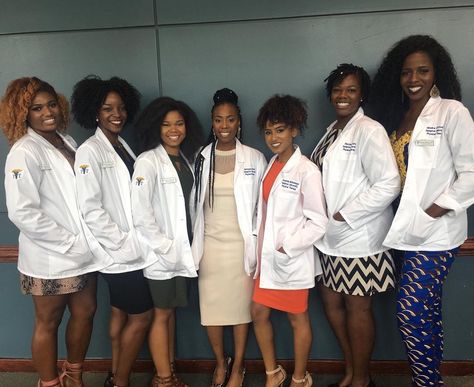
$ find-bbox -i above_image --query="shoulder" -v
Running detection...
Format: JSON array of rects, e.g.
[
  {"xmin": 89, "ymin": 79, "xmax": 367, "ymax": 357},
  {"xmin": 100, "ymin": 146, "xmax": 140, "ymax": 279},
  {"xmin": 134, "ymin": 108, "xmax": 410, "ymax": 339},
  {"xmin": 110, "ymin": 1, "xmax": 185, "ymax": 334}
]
[
  {"xmin": 353, "ymin": 113, "xmax": 386, "ymax": 135},
  {"xmin": 241, "ymin": 144, "xmax": 266, "ymax": 160}
]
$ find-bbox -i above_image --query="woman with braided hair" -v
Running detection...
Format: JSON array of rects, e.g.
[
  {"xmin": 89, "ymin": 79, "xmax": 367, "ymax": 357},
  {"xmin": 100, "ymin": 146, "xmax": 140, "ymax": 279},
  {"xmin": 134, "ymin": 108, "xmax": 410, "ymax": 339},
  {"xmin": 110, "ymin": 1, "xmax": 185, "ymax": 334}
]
[{"xmin": 192, "ymin": 88, "xmax": 267, "ymax": 387}]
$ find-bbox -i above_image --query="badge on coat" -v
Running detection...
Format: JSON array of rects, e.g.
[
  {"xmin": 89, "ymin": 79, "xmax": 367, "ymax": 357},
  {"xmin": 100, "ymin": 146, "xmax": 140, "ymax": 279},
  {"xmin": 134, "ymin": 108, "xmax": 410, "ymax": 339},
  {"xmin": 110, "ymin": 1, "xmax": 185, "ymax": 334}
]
[
  {"xmin": 78, "ymin": 164, "xmax": 90, "ymax": 174},
  {"xmin": 10, "ymin": 168, "xmax": 24, "ymax": 180},
  {"xmin": 135, "ymin": 176, "xmax": 145, "ymax": 186},
  {"xmin": 244, "ymin": 167, "xmax": 256, "ymax": 176}
]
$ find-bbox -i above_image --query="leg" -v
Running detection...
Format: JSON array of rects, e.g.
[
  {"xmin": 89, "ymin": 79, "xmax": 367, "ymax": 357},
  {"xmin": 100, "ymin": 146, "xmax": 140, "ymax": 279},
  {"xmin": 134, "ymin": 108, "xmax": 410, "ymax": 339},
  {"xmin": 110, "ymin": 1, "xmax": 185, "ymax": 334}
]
[
  {"xmin": 206, "ymin": 325, "xmax": 229, "ymax": 386},
  {"xmin": 113, "ymin": 309, "xmax": 152, "ymax": 386},
  {"xmin": 287, "ymin": 311, "xmax": 312, "ymax": 386},
  {"xmin": 318, "ymin": 283, "xmax": 353, "ymax": 386},
  {"xmin": 251, "ymin": 302, "xmax": 285, "ymax": 387},
  {"xmin": 32, "ymin": 294, "xmax": 68, "ymax": 383},
  {"xmin": 344, "ymin": 294, "xmax": 374, "ymax": 387},
  {"xmin": 397, "ymin": 250, "xmax": 454, "ymax": 387},
  {"xmin": 108, "ymin": 307, "xmax": 128, "ymax": 375},
  {"xmin": 149, "ymin": 308, "xmax": 174, "ymax": 379},
  {"xmin": 168, "ymin": 311, "xmax": 176, "ymax": 363},
  {"xmin": 62, "ymin": 275, "xmax": 98, "ymax": 386},
  {"xmin": 227, "ymin": 323, "xmax": 249, "ymax": 387}
]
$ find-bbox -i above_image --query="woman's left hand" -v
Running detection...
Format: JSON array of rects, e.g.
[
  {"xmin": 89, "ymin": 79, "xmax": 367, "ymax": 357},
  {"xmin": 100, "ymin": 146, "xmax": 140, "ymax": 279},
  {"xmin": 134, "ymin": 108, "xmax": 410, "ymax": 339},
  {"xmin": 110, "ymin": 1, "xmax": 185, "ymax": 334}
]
[
  {"xmin": 277, "ymin": 246, "xmax": 286, "ymax": 254},
  {"xmin": 424, "ymin": 203, "xmax": 450, "ymax": 218},
  {"xmin": 333, "ymin": 212, "xmax": 345, "ymax": 222}
]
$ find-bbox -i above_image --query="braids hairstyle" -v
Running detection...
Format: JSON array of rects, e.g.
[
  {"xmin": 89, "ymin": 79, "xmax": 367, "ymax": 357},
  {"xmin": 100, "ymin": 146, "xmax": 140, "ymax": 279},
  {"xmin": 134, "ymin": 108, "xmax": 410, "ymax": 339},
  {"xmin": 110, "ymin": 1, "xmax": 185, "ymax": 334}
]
[
  {"xmin": 134, "ymin": 96, "xmax": 204, "ymax": 159},
  {"xmin": 256, "ymin": 94, "xmax": 308, "ymax": 132},
  {"xmin": 194, "ymin": 87, "xmax": 242, "ymax": 210},
  {"xmin": 0, "ymin": 77, "xmax": 69, "ymax": 145},
  {"xmin": 325, "ymin": 63, "xmax": 371, "ymax": 105},
  {"xmin": 71, "ymin": 75, "xmax": 141, "ymax": 129},
  {"xmin": 370, "ymin": 34, "xmax": 461, "ymax": 133}
]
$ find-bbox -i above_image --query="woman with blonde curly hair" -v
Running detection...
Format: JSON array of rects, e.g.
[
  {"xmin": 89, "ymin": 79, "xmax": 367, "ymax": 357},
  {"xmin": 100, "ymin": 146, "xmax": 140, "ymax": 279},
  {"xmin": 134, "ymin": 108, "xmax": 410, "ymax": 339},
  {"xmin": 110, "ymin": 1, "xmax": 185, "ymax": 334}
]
[{"xmin": 1, "ymin": 77, "xmax": 112, "ymax": 387}]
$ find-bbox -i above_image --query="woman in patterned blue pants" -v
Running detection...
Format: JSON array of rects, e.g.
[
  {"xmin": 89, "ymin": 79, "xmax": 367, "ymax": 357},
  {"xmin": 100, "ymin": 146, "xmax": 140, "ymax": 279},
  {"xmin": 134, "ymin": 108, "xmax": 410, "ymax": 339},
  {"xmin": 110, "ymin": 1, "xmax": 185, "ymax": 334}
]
[{"xmin": 371, "ymin": 35, "xmax": 474, "ymax": 386}]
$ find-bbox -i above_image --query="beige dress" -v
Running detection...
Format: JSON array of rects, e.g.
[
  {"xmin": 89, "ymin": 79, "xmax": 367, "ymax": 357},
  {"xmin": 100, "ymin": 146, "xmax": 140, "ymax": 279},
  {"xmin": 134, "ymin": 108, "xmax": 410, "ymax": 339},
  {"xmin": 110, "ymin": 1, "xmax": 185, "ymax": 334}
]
[{"xmin": 198, "ymin": 149, "xmax": 254, "ymax": 325}]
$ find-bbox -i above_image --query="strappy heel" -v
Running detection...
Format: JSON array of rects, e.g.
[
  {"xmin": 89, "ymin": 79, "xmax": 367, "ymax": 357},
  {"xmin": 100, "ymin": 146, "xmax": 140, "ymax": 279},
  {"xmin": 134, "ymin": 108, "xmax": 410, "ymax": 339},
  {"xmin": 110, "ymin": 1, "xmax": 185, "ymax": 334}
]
[
  {"xmin": 59, "ymin": 360, "xmax": 84, "ymax": 387},
  {"xmin": 291, "ymin": 371, "xmax": 312, "ymax": 387},
  {"xmin": 151, "ymin": 374, "xmax": 182, "ymax": 386},
  {"xmin": 211, "ymin": 356, "xmax": 232, "ymax": 387},
  {"xmin": 37, "ymin": 377, "xmax": 61, "ymax": 387},
  {"xmin": 170, "ymin": 362, "xmax": 188, "ymax": 387},
  {"xmin": 104, "ymin": 371, "xmax": 115, "ymax": 387},
  {"xmin": 265, "ymin": 365, "xmax": 287, "ymax": 386}
]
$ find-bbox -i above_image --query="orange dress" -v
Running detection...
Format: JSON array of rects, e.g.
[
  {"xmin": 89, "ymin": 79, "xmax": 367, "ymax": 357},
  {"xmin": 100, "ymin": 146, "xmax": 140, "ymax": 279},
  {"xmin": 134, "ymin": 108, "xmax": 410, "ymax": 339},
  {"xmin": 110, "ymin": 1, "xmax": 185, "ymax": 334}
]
[{"xmin": 252, "ymin": 159, "xmax": 309, "ymax": 314}]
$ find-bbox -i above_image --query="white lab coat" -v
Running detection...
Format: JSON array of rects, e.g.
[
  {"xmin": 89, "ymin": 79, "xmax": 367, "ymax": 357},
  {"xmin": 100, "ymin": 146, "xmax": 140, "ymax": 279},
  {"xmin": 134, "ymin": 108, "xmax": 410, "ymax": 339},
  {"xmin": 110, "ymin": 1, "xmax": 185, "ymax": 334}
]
[
  {"xmin": 384, "ymin": 97, "xmax": 474, "ymax": 251},
  {"xmin": 75, "ymin": 128, "xmax": 154, "ymax": 274},
  {"xmin": 311, "ymin": 108, "xmax": 400, "ymax": 258},
  {"xmin": 4, "ymin": 128, "xmax": 113, "ymax": 279},
  {"xmin": 131, "ymin": 145, "xmax": 197, "ymax": 280},
  {"xmin": 191, "ymin": 139, "xmax": 267, "ymax": 275},
  {"xmin": 255, "ymin": 146, "xmax": 327, "ymax": 290}
]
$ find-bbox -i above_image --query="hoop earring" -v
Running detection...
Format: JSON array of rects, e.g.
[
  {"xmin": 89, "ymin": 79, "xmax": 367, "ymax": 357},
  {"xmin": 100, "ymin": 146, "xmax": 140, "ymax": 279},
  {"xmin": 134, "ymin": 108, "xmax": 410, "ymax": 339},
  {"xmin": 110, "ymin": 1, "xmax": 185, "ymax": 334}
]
[
  {"xmin": 213, "ymin": 131, "xmax": 217, "ymax": 141},
  {"xmin": 430, "ymin": 84, "xmax": 440, "ymax": 98}
]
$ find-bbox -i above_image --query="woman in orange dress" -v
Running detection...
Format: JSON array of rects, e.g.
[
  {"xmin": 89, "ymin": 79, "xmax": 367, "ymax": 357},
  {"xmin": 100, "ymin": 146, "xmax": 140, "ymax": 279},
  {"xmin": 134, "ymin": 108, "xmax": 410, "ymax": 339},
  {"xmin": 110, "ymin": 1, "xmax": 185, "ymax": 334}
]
[{"xmin": 251, "ymin": 95, "xmax": 328, "ymax": 387}]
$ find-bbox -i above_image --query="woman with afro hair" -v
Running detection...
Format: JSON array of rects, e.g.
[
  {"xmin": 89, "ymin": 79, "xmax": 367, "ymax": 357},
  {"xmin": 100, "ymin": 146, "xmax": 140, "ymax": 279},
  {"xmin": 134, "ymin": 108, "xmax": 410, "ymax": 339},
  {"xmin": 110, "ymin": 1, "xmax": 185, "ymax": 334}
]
[
  {"xmin": 192, "ymin": 88, "xmax": 267, "ymax": 387},
  {"xmin": 251, "ymin": 95, "xmax": 327, "ymax": 387},
  {"xmin": 311, "ymin": 64, "xmax": 399, "ymax": 387},
  {"xmin": 131, "ymin": 96, "xmax": 204, "ymax": 387},
  {"xmin": 370, "ymin": 35, "xmax": 474, "ymax": 386},
  {"xmin": 1, "ymin": 77, "xmax": 110, "ymax": 387},
  {"xmin": 72, "ymin": 76, "xmax": 154, "ymax": 387}
]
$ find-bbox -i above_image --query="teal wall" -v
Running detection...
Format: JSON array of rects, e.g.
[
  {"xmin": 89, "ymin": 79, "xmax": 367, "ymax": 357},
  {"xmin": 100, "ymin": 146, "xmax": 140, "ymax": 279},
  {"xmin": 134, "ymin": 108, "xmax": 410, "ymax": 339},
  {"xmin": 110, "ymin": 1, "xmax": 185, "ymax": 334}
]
[{"xmin": 1, "ymin": 1, "xmax": 473, "ymax": 360}]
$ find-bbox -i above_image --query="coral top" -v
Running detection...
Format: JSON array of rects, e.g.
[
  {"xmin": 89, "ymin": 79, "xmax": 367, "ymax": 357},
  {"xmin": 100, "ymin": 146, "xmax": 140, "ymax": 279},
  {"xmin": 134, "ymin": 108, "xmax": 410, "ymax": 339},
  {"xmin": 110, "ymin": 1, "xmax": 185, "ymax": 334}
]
[{"xmin": 252, "ymin": 159, "xmax": 309, "ymax": 314}]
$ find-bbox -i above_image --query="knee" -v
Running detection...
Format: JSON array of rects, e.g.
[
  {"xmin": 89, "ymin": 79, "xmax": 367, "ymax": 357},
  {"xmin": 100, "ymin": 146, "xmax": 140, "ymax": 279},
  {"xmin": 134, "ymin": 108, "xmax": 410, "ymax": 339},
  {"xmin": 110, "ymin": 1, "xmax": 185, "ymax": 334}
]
[
  {"xmin": 35, "ymin": 313, "xmax": 63, "ymax": 333},
  {"xmin": 251, "ymin": 303, "xmax": 268, "ymax": 324},
  {"xmin": 70, "ymin": 300, "xmax": 97, "ymax": 322},
  {"xmin": 132, "ymin": 309, "xmax": 153, "ymax": 330}
]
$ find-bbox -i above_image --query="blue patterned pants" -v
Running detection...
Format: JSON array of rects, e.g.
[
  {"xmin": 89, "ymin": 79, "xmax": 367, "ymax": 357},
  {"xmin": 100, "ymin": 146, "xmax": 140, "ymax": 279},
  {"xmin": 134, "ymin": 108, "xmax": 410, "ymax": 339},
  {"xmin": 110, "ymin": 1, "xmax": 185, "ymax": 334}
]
[{"xmin": 396, "ymin": 249, "xmax": 456, "ymax": 387}]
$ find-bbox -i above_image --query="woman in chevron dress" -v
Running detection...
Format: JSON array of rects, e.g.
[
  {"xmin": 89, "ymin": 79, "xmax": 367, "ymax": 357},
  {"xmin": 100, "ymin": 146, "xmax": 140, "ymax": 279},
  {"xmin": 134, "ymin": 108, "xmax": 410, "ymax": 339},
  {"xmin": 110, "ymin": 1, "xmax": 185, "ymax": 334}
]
[
  {"xmin": 370, "ymin": 35, "xmax": 474, "ymax": 386},
  {"xmin": 311, "ymin": 64, "xmax": 400, "ymax": 387}
]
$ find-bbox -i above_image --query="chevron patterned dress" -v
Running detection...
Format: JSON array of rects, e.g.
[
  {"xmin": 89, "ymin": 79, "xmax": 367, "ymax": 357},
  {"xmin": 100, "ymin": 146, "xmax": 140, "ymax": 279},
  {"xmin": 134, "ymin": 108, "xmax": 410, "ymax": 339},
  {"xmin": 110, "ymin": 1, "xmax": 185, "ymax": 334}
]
[{"xmin": 312, "ymin": 124, "xmax": 396, "ymax": 296}]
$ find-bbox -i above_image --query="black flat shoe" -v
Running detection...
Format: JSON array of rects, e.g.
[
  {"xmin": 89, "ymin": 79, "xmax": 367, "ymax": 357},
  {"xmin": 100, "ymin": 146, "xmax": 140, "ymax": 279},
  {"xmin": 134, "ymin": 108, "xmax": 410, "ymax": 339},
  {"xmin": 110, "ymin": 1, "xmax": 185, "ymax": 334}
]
[{"xmin": 104, "ymin": 371, "xmax": 114, "ymax": 387}]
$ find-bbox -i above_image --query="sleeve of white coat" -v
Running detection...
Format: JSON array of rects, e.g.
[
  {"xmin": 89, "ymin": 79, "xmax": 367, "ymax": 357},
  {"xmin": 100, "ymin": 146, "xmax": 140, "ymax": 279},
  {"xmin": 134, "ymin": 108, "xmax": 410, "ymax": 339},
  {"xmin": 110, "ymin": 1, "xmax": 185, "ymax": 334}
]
[
  {"xmin": 434, "ymin": 105, "xmax": 474, "ymax": 214},
  {"xmin": 4, "ymin": 148, "xmax": 76, "ymax": 253},
  {"xmin": 131, "ymin": 156, "xmax": 173, "ymax": 254},
  {"xmin": 339, "ymin": 126, "xmax": 400, "ymax": 229},
  {"xmin": 282, "ymin": 168, "xmax": 328, "ymax": 257},
  {"xmin": 75, "ymin": 145, "xmax": 127, "ymax": 250},
  {"xmin": 252, "ymin": 153, "xmax": 268, "ymax": 235}
]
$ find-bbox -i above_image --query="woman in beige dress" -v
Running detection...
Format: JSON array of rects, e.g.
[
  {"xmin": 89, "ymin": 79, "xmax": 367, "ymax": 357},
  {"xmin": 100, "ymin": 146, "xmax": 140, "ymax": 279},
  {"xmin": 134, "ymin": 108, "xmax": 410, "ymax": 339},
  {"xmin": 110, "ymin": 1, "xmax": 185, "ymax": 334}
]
[{"xmin": 192, "ymin": 88, "xmax": 267, "ymax": 387}]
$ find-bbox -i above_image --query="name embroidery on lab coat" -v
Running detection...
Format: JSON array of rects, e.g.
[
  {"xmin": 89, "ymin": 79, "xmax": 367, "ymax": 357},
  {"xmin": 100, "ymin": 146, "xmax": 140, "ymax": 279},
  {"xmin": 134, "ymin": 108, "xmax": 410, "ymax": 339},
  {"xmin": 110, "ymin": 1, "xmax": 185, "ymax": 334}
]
[
  {"xmin": 11, "ymin": 168, "xmax": 23, "ymax": 180},
  {"xmin": 426, "ymin": 126, "xmax": 443, "ymax": 136},
  {"xmin": 160, "ymin": 177, "xmax": 177, "ymax": 184},
  {"xmin": 79, "ymin": 164, "xmax": 90, "ymax": 174},
  {"xmin": 281, "ymin": 179, "xmax": 299, "ymax": 191},
  {"xmin": 244, "ymin": 167, "xmax": 256, "ymax": 176},
  {"xmin": 415, "ymin": 139, "xmax": 435, "ymax": 147},
  {"xmin": 135, "ymin": 176, "xmax": 145, "ymax": 186},
  {"xmin": 342, "ymin": 142, "xmax": 356, "ymax": 152}
]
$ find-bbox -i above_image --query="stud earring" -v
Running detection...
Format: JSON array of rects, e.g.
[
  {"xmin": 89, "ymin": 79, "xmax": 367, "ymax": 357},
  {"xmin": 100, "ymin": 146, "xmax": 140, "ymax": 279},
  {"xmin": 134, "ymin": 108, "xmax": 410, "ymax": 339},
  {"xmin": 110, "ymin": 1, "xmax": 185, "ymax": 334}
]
[{"xmin": 430, "ymin": 84, "xmax": 440, "ymax": 98}]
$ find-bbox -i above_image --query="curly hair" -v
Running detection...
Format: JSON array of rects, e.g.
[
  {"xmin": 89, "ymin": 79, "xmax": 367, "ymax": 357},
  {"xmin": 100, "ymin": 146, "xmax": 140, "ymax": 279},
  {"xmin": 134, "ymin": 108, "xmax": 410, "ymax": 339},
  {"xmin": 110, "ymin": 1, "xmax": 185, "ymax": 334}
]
[
  {"xmin": 325, "ymin": 63, "xmax": 371, "ymax": 104},
  {"xmin": 134, "ymin": 96, "xmax": 204, "ymax": 159},
  {"xmin": 370, "ymin": 34, "xmax": 461, "ymax": 133},
  {"xmin": 256, "ymin": 94, "xmax": 308, "ymax": 131},
  {"xmin": 71, "ymin": 75, "xmax": 141, "ymax": 129},
  {"xmin": 0, "ymin": 77, "xmax": 69, "ymax": 145}
]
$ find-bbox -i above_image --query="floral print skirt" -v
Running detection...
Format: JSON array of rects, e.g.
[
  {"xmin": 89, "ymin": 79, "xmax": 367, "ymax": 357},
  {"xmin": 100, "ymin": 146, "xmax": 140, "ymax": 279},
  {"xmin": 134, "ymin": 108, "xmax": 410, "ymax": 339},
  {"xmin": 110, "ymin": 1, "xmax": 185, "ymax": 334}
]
[{"xmin": 20, "ymin": 272, "xmax": 94, "ymax": 296}]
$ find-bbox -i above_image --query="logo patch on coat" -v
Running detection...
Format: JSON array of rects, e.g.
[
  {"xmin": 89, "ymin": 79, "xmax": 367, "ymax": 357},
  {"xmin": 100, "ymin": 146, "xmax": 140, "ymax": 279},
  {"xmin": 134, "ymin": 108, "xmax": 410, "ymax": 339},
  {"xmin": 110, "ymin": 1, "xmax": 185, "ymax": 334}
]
[
  {"xmin": 135, "ymin": 176, "xmax": 145, "ymax": 186},
  {"xmin": 11, "ymin": 168, "xmax": 23, "ymax": 180},
  {"xmin": 79, "ymin": 164, "xmax": 90, "ymax": 174}
]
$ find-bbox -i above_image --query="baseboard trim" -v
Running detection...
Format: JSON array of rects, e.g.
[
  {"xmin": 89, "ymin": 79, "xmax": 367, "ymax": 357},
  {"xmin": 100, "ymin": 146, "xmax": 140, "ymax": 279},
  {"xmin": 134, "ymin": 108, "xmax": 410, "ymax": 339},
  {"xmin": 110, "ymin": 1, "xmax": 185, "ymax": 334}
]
[
  {"xmin": 0, "ymin": 359, "xmax": 473, "ymax": 375},
  {"xmin": 1, "ymin": 237, "xmax": 473, "ymax": 263}
]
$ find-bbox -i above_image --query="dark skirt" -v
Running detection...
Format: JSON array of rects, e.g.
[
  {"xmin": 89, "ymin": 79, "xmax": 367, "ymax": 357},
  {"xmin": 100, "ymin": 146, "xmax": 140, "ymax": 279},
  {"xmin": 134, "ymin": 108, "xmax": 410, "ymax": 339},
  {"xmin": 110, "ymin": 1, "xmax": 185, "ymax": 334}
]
[{"xmin": 148, "ymin": 276, "xmax": 188, "ymax": 309}]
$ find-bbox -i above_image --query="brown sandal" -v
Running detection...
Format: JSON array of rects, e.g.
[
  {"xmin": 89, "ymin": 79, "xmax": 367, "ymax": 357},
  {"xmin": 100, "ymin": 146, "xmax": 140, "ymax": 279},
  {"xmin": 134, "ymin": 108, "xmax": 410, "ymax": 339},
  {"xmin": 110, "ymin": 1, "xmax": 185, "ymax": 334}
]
[{"xmin": 152, "ymin": 374, "xmax": 185, "ymax": 387}]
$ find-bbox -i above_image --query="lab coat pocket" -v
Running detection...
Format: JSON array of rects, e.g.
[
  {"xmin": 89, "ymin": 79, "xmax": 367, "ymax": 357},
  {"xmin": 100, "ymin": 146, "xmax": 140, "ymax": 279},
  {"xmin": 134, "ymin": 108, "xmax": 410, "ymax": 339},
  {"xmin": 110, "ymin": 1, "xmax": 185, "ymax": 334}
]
[
  {"xmin": 67, "ymin": 233, "xmax": 90, "ymax": 256},
  {"xmin": 159, "ymin": 240, "xmax": 180, "ymax": 271},
  {"xmin": 331, "ymin": 154, "xmax": 357, "ymax": 183},
  {"xmin": 271, "ymin": 249, "xmax": 297, "ymax": 283},
  {"xmin": 324, "ymin": 219, "xmax": 353, "ymax": 249},
  {"xmin": 112, "ymin": 231, "xmax": 142, "ymax": 264},
  {"xmin": 403, "ymin": 207, "xmax": 438, "ymax": 246},
  {"xmin": 410, "ymin": 139, "xmax": 439, "ymax": 169}
]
